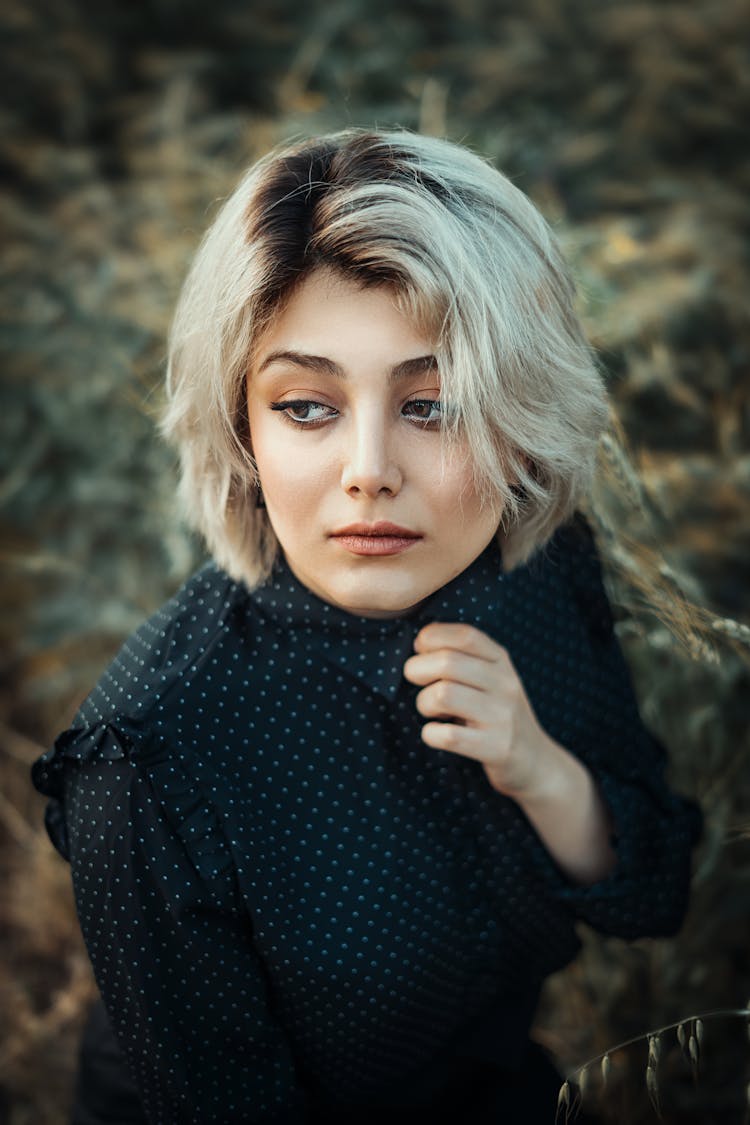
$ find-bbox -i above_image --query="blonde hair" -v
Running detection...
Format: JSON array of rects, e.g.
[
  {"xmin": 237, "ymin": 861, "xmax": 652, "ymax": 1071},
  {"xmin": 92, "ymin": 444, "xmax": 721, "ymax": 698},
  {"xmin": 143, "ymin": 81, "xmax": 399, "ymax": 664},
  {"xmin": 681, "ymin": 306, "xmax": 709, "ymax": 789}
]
[{"xmin": 161, "ymin": 127, "xmax": 610, "ymax": 587}]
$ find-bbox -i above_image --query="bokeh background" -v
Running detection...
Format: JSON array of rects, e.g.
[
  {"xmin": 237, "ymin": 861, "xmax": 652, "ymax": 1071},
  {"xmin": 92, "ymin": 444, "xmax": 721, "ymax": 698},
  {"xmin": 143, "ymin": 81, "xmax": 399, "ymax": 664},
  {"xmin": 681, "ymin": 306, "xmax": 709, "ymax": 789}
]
[{"xmin": 1, "ymin": 1, "xmax": 749, "ymax": 1122}]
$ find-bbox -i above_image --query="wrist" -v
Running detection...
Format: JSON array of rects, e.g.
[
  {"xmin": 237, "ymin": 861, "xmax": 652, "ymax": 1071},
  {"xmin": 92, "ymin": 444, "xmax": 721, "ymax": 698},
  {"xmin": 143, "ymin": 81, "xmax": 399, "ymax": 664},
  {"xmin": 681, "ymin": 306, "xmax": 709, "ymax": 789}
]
[
  {"xmin": 509, "ymin": 731, "xmax": 580, "ymax": 811},
  {"xmin": 497, "ymin": 732, "xmax": 618, "ymax": 886}
]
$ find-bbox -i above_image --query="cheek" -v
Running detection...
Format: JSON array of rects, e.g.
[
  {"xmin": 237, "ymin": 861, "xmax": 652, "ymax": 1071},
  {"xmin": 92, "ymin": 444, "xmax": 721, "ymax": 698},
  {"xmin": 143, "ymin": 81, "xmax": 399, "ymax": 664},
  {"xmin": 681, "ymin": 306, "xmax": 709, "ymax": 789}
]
[
  {"xmin": 427, "ymin": 458, "xmax": 481, "ymax": 515},
  {"xmin": 253, "ymin": 433, "xmax": 331, "ymax": 511},
  {"xmin": 437, "ymin": 464, "xmax": 501, "ymax": 535}
]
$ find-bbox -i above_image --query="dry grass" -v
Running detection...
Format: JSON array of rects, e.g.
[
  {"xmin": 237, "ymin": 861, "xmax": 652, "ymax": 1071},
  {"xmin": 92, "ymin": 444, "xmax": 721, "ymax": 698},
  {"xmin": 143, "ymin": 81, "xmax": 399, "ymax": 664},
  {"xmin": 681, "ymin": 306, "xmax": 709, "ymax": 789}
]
[
  {"xmin": 2, "ymin": 1, "xmax": 749, "ymax": 1121},
  {"xmin": 555, "ymin": 1008, "xmax": 750, "ymax": 1123}
]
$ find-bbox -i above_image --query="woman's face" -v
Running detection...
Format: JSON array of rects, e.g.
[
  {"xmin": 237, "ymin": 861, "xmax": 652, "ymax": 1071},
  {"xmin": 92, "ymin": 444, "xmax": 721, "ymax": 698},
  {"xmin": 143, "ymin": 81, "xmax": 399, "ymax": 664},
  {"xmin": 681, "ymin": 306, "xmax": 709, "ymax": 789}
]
[{"xmin": 246, "ymin": 268, "xmax": 504, "ymax": 618}]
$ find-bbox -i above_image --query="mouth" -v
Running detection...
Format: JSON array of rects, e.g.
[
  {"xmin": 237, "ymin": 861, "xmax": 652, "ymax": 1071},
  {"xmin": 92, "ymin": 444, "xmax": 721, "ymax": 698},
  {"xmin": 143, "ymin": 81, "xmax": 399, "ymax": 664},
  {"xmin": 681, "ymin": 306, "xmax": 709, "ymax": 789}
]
[{"xmin": 330, "ymin": 522, "xmax": 423, "ymax": 557}]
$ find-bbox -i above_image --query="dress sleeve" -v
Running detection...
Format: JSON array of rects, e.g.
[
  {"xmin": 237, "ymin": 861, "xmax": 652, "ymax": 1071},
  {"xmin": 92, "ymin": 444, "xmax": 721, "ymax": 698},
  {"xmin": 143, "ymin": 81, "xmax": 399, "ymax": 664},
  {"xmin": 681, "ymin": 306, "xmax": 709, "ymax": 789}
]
[
  {"xmin": 524, "ymin": 514, "xmax": 703, "ymax": 940},
  {"xmin": 34, "ymin": 721, "xmax": 309, "ymax": 1125}
]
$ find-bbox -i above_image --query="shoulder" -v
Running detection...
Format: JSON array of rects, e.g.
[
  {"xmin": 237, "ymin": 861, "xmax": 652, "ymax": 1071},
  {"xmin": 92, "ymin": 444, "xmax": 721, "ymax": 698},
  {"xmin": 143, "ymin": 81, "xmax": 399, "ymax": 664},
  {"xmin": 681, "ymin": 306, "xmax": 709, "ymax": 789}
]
[
  {"xmin": 33, "ymin": 562, "xmax": 253, "ymax": 888},
  {"xmin": 74, "ymin": 560, "xmax": 248, "ymax": 732},
  {"xmin": 533, "ymin": 509, "xmax": 601, "ymax": 573},
  {"xmin": 538, "ymin": 511, "xmax": 618, "ymax": 645},
  {"xmin": 32, "ymin": 561, "xmax": 250, "ymax": 809}
]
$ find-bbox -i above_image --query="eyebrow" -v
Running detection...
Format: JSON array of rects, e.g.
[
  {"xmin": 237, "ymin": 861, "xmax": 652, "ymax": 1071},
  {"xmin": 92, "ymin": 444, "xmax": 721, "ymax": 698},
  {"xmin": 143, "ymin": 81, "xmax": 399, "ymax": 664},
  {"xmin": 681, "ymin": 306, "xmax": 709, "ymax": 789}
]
[{"xmin": 256, "ymin": 350, "xmax": 438, "ymax": 383}]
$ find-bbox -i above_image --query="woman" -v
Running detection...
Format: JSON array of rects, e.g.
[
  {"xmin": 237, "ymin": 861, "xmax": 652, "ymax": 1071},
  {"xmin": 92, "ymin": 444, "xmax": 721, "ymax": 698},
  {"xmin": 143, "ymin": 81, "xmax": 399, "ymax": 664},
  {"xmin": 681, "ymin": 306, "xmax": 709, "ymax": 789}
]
[{"xmin": 33, "ymin": 128, "xmax": 701, "ymax": 1124}]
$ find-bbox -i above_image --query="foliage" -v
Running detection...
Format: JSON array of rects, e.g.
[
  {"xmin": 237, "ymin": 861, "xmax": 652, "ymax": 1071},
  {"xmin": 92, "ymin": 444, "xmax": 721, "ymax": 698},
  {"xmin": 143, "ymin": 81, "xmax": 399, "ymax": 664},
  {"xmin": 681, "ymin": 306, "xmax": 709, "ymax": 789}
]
[{"xmin": 1, "ymin": 1, "xmax": 749, "ymax": 1120}]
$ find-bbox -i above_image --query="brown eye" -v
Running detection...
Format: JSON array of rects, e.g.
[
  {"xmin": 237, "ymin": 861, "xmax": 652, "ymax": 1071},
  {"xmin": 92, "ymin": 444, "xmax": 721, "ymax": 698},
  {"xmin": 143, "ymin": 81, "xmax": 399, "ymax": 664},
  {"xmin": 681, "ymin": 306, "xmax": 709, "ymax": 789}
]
[{"xmin": 403, "ymin": 399, "xmax": 442, "ymax": 424}]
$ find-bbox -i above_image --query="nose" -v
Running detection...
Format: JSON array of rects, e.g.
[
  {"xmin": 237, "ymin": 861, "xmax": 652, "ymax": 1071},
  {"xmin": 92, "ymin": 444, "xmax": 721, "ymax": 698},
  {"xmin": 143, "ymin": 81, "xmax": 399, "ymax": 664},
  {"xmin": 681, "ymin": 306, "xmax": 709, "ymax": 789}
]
[{"xmin": 340, "ymin": 410, "xmax": 403, "ymax": 498}]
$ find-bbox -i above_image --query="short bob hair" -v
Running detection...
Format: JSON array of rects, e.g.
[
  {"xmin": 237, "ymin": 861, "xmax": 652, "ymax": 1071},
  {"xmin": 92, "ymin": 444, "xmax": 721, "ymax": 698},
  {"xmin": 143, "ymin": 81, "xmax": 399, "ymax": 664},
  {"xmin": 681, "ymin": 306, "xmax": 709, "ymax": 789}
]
[{"xmin": 161, "ymin": 127, "xmax": 609, "ymax": 587}]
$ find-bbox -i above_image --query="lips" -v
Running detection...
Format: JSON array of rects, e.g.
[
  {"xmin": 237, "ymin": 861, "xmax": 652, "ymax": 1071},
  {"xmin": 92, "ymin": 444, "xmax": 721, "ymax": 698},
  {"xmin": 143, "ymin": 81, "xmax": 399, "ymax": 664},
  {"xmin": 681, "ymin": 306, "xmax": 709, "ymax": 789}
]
[
  {"xmin": 331, "ymin": 521, "xmax": 421, "ymax": 538},
  {"xmin": 330, "ymin": 522, "xmax": 423, "ymax": 557}
]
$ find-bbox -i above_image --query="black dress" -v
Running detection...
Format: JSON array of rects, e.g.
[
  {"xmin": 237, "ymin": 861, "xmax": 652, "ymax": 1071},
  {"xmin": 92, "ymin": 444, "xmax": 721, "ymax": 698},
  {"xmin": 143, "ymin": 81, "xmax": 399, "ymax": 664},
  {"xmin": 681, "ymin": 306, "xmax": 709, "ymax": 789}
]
[{"xmin": 32, "ymin": 513, "xmax": 702, "ymax": 1124}]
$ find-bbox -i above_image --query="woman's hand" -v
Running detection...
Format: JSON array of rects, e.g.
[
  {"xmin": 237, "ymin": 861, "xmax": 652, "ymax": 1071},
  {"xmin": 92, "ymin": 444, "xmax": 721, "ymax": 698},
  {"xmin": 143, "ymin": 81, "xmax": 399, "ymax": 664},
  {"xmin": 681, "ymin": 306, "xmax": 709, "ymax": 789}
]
[
  {"xmin": 402, "ymin": 621, "xmax": 554, "ymax": 800},
  {"xmin": 402, "ymin": 620, "xmax": 617, "ymax": 884}
]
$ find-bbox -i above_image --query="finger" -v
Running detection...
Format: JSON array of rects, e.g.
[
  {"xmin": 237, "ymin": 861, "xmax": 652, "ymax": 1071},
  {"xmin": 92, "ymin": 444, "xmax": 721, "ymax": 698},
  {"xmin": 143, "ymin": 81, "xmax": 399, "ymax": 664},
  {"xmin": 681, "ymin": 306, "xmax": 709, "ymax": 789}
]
[
  {"xmin": 403, "ymin": 648, "xmax": 498, "ymax": 690},
  {"xmin": 415, "ymin": 680, "xmax": 488, "ymax": 725},
  {"xmin": 413, "ymin": 621, "xmax": 504, "ymax": 662},
  {"xmin": 420, "ymin": 721, "xmax": 487, "ymax": 762}
]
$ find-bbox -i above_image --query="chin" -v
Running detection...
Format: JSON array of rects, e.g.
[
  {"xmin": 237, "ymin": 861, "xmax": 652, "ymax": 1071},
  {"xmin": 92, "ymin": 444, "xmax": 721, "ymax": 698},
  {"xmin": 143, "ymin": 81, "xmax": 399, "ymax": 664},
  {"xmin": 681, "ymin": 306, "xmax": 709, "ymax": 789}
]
[{"xmin": 334, "ymin": 577, "xmax": 429, "ymax": 619}]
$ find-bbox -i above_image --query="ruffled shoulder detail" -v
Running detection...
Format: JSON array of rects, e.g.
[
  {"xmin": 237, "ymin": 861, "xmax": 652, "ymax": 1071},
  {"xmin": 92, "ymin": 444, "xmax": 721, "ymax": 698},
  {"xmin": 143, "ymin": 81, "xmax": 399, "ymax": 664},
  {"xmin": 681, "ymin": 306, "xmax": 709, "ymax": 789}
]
[
  {"xmin": 32, "ymin": 560, "xmax": 246, "ymax": 892},
  {"xmin": 145, "ymin": 754, "xmax": 238, "ymax": 899},
  {"xmin": 32, "ymin": 715, "xmax": 146, "ymax": 799},
  {"xmin": 32, "ymin": 716, "xmax": 149, "ymax": 861},
  {"xmin": 32, "ymin": 718, "xmax": 238, "ymax": 907}
]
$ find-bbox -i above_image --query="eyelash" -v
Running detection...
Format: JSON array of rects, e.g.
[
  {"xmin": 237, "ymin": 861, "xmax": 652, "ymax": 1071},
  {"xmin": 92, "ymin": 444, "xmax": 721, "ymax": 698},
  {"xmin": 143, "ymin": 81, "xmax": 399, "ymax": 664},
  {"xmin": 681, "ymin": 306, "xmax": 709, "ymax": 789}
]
[{"xmin": 269, "ymin": 398, "xmax": 443, "ymax": 428}]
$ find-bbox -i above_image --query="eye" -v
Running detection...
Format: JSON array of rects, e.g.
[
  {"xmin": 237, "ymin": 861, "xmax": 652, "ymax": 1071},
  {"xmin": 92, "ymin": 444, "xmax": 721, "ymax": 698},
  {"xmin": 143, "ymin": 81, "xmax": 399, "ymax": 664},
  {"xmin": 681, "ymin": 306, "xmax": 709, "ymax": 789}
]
[
  {"xmin": 269, "ymin": 399, "xmax": 338, "ymax": 426},
  {"xmin": 403, "ymin": 398, "xmax": 443, "ymax": 425}
]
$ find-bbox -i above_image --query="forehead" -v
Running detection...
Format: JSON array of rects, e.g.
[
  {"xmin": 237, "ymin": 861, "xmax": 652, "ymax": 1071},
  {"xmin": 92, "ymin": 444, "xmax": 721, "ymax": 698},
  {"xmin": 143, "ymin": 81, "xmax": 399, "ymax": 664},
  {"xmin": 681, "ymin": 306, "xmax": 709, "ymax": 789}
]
[{"xmin": 252, "ymin": 268, "xmax": 437, "ymax": 372}]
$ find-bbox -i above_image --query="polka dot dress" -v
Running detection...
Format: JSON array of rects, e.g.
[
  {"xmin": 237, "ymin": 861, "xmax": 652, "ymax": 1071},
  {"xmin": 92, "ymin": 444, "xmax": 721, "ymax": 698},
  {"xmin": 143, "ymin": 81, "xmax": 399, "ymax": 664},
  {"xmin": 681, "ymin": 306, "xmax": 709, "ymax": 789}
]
[{"xmin": 33, "ymin": 513, "xmax": 701, "ymax": 1123}]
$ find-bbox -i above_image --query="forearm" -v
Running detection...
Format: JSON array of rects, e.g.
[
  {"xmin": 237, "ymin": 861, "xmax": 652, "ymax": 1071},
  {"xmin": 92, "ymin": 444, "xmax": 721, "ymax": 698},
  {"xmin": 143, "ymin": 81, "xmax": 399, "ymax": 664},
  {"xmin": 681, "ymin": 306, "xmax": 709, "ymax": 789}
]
[{"xmin": 514, "ymin": 734, "xmax": 617, "ymax": 886}]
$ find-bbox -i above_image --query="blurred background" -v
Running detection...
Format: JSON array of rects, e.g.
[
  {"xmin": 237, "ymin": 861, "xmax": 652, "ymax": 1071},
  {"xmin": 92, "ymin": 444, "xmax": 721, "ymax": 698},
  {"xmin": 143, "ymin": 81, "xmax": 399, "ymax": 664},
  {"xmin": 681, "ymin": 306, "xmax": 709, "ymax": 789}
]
[{"xmin": 1, "ymin": 1, "xmax": 749, "ymax": 1121}]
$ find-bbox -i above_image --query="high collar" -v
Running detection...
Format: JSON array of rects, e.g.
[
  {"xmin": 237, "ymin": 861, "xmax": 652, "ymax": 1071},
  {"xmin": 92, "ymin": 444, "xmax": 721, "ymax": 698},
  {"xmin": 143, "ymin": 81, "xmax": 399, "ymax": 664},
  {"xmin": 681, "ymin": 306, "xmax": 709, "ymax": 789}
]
[{"xmin": 248, "ymin": 542, "xmax": 507, "ymax": 703}]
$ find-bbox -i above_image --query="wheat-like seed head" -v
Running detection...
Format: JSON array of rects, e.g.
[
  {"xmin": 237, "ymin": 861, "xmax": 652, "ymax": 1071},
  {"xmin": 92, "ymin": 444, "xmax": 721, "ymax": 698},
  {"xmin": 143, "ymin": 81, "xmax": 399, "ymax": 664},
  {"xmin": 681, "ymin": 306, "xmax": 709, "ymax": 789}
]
[{"xmin": 555, "ymin": 1078, "xmax": 571, "ymax": 1124}]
